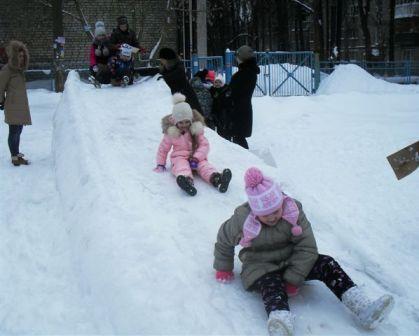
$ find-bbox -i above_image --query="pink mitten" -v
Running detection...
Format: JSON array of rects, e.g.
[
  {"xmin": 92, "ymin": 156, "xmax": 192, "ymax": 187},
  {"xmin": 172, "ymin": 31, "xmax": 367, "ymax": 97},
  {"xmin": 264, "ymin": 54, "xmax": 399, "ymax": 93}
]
[
  {"xmin": 285, "ymin": 283, "xmax": 299, "ymax": 297},
  {"xmin": 215, "ymin": 270, "xmax": 234, "ymax": 283},
  {"xmin": 153, "ymin": 165, "xmax": 166, "ymax": 173}
]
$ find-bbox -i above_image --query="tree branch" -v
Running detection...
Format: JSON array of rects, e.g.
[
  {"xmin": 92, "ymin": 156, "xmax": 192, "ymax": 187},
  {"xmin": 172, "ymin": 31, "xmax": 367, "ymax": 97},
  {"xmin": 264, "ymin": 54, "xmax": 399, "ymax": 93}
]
[
  {"xmin": 36, "ymin": 0, "xmax": 82, "ymax": 22},
  {"xmin": 73, "ymin": 0, "xmax": 94, "ymax": 40}
]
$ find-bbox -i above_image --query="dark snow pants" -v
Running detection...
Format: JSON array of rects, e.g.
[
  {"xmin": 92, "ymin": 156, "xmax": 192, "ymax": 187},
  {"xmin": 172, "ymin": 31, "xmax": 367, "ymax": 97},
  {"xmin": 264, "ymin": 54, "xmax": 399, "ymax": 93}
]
[
  {"xmin": 253, "ymin": 254, "xmax": 356, "ymax": 315},
  {"xmin": 8, "ymin": 125, "xmax": 23, "ymax": 156}
]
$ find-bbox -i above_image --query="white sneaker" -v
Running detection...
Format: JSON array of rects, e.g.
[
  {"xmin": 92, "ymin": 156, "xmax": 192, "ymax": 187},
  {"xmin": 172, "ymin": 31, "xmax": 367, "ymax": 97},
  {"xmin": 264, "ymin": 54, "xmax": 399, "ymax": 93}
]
[
  {"xmin": 342, "ymin": 286, "xmax": 394, "ymax": 329},
  {"xmin": 267, "ymin": 310, "xmax": 295, "ymax": 336}
]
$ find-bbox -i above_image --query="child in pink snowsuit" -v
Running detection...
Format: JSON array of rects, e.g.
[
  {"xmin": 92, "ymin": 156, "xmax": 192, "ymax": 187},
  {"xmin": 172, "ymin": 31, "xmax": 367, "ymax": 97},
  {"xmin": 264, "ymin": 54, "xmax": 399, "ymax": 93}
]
[{"xmin": 154, "ymin": 93, "xmax": 232, "ymax": 196}]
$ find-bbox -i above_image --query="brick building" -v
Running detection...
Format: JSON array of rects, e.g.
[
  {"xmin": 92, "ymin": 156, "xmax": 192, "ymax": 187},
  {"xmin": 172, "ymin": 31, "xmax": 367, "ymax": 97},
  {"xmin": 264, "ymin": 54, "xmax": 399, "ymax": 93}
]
[{"xmin": 0, "ymin": 0, "xmax": 178, "ymax": 69}]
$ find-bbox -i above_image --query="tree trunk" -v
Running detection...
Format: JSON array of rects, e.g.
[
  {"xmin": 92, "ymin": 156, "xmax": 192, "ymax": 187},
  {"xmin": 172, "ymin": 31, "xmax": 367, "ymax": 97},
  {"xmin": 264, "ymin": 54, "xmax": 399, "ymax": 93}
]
[
  {"xmin": 358, "ymin": 0, "xmax": 372, "ymax": 61},
  {"xmin": 276, "ymin": 0, "xmax": 289, "ymax": 50},
  {"xmin": 313, "ymin": 0, "xmax": 324, "ymax": 60},
  {"xmin": 52, "ymin": 0, "xmax": 64, "ymax": 93},
  {"xmin": 389, "ymin": 0, "xmax": 396, "ymax": 61},
  {"xmin": 335, "ymin": 0, "xmax": 343, "ymax": 60}
]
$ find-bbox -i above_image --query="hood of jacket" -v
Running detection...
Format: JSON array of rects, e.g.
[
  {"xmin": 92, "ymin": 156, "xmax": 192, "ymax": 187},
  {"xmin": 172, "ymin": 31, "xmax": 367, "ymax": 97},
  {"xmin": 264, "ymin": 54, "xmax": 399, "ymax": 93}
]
[{"xmin": 6, "ymin": 40, "xmax": 29, "ymax": 71}]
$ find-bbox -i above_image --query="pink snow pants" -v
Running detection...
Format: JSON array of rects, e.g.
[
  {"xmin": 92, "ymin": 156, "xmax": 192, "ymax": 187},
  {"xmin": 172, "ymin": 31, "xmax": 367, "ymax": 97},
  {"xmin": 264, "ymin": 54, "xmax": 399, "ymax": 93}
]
[{"xmin": 171, "ymin": 157, "xmax": 218, "ymax": 183}]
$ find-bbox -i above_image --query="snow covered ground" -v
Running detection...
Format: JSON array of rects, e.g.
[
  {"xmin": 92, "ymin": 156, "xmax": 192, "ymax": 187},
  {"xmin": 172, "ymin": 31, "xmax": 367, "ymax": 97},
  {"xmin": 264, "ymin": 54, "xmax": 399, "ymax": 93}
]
[{"xmin": 0, "ymin": 65, "xmax": 418, "ymax": 334}]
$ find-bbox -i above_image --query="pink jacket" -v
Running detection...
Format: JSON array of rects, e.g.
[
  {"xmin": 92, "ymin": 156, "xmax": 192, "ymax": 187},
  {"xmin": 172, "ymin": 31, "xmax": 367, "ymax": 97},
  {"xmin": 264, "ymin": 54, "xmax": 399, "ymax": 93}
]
[{"xmin": 156, "ymin": 112, "xmax": 208, "ymax": 166}]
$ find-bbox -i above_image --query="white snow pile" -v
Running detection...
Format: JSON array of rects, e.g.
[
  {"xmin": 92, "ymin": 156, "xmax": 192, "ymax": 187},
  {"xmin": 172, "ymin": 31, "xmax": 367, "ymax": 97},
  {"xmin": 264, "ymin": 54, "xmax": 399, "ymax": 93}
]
[
  {"xmin": 317, "ymin": 64, "xmax": 419, "ymax": 95},
  {"xmin": 1, "ymin": 70, "xmax": 418, "ymax": 335}
]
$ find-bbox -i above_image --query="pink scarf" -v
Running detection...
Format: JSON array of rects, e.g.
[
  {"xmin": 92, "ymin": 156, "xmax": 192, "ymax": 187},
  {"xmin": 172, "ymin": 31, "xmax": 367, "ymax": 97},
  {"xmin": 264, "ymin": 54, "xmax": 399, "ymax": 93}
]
[{"xmin": 239, "ymin": 194, "xmax": 301, "ymax": 247}]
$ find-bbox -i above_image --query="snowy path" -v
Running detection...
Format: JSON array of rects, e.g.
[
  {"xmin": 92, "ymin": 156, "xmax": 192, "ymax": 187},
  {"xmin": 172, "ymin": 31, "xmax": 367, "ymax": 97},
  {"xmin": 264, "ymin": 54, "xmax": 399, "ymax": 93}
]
[{"xmin": 0, "ymin": 91, "xmax": 95, "ymax": 333}]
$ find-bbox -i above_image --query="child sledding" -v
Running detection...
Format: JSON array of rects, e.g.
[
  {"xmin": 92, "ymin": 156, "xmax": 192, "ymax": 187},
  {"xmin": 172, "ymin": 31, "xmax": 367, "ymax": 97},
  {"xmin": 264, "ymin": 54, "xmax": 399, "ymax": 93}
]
[{"xmin": 154, "ymin": 93, "xmax": 232, "ymax": 196}]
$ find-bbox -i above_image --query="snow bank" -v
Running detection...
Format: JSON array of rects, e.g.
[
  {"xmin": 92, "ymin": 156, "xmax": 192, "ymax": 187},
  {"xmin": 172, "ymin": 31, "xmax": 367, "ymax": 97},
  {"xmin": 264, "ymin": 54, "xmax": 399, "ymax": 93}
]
[{"xmin": 317, "ymin": 64, "xmax": 419, "ymax": 95}]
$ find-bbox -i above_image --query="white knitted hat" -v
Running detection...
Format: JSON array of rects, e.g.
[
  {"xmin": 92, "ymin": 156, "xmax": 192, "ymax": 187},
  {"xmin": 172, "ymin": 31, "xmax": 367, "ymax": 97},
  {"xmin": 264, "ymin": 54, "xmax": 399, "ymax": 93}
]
[
  {"xmin": 94, "ymin": 21, "xmax": 106, "ymax": 37},
  {"xmin": 171, "ymin": 93, "xmax": 192, "ymax": 123}
]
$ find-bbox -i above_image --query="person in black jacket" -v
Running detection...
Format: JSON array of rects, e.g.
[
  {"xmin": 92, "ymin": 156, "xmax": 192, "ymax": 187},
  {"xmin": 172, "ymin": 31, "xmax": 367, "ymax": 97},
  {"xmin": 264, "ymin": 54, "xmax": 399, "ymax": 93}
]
[
  {"xmin": 209, "ymin": 75, "xmax": 233, "ymax": 140},
  {"xmin": 229, "ymin": 45, "xmax": 260, "ymax": 149},
  {"xmin": 158, "ymin": 47, "xmax": 202, "ymax": 114},
  {"xmin": 109, "ymin": 16, "xmax": 140, "ymax": 52}
]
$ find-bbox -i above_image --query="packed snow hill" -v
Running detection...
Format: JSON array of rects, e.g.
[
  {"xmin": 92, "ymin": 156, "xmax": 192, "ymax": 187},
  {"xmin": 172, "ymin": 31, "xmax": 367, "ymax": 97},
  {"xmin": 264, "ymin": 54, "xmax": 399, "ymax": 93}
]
[{"xmin": 0, "ymin": 65, "xmax": 418, "ymax": 335}]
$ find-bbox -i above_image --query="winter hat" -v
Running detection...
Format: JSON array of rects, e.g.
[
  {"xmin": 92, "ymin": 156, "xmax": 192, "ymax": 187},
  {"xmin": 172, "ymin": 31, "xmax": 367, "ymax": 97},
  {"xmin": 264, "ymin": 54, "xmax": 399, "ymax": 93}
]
[
  {"xmin": 205, "ymin": 70, "xmax": 215, "ymax": 83},
  {"xmin": 214, "ymin": 74, "xmax": 224, "ymax": 85},
  {"xmin": 117, "ymin": 16, "xmax": 128, "ymax": 26},
  {"xmin": 245, "ymin": 167, "xmax": 284, "ymax": 216},
  {"xmin": 94, "ymin": 21, "xmax": 106, "ymax": 37},
  {"xmin": 194, "ymin": 69, "xmax": 208, "ymax": 81},
  {"xmin": 159, "ymin": 47, "xmax": 177, "ymax": 60},
  {"xmin": 236, "ymin": 45, "xmax": 255, "ymax": 62},
  {"xmin": 244, "ymin": 167, "xmax": 302, "ymax": 236},
  {"xmin": 120, "ymin": 43, "xmax": 132, "ymax": 57},
  {"xmin": 171, "ymin": 93, "xmax": 193, "ymax": 123}
]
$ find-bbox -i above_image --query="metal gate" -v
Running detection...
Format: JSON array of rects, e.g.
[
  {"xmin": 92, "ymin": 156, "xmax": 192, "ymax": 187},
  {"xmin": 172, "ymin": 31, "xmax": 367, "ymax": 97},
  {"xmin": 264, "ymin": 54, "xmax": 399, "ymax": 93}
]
[
  {"xmin": 225, "ymin": 50, "xmax": 315, "ymax": 97},
  {"xmin": 268, "ymin": 51, "xmax": 314, "ymax": 96}
]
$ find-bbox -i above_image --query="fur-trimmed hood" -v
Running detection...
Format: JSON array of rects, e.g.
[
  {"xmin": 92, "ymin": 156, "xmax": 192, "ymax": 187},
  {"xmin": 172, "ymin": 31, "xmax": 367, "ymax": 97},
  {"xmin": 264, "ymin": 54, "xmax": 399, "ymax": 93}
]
[
  {"xmin": 161, "ymin": 109, "xmax": 206, "ymax": 138},
  {"xmin": 6, "ymin": 40, "xmax": 29, "ymax": 71}
]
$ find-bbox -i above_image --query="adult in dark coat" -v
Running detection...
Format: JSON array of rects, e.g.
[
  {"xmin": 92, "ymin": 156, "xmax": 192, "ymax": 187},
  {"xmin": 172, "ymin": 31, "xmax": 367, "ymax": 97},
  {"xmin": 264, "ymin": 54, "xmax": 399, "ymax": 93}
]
[
  {"xmin": 109, "ymin": 16, "xmax": 140, "ymax": 52},
  {"xmin": 158, "ymin": 47, "xmax": 202, "ymax": 114},
  {"xmin": 229, "ymin": 45, "xmax": 260, "ymax": 149}
]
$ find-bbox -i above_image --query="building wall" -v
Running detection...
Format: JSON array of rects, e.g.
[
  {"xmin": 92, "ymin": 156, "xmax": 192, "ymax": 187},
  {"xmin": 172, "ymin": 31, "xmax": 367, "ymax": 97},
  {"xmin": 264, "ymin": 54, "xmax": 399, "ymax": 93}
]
[{"xmin": 0, "ymin": 0, "xmax": 178, "ymax": 69}]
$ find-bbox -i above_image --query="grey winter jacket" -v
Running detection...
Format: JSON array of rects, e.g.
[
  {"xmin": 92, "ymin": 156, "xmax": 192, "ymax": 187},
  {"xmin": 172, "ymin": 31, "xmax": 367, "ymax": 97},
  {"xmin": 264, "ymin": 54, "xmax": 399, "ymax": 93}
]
[
  {"xmin": 190, "ymin": 77, "xmax": 212, "ymax": 118},
  {"xmin": 213, "ymin": 200, "xmax": 318, "ymax": 290}
]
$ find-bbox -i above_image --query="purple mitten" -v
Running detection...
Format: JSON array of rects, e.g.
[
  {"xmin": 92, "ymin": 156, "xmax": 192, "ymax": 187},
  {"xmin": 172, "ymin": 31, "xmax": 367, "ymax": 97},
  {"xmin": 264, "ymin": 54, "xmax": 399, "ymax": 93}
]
[{"xmin": 189, "ymin": 158, "xmax": 199, "ymax": 170}]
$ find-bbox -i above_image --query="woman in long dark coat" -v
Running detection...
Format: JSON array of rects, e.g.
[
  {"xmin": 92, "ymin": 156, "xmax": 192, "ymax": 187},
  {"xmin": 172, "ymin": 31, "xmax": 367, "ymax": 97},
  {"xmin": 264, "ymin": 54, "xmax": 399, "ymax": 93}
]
[
  {"xmin": 229, "ymin": 45, "xmax": 260, "ymax": 149},
  {"xmin": 158, "ymin": 48, "xmax": 202, "ymax": 114}
]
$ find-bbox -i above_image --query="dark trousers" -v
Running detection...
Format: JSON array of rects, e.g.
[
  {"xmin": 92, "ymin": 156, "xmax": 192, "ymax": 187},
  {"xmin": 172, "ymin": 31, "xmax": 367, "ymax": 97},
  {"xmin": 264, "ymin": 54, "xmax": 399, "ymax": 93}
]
[
  {"xmin": 95, "ymin": 65, "xmax": 111, "ymax": 84},
  {"xmin": 232, "ymin": 136, "xmax": 249, "ymax": 149},
  {"xmin": 253, "ymin": 254, "xmax": 356, "ymax": 315},
  {"xmin": 8, "ymin": 125, "xmax": 23, "ymax": 156}
]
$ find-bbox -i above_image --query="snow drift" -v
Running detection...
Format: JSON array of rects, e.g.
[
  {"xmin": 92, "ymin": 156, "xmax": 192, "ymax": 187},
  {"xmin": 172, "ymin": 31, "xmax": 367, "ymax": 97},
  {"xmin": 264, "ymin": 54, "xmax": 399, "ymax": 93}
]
[{"xmin": 317, "ymin": 64, "xmax": 419, "ymax": 95}]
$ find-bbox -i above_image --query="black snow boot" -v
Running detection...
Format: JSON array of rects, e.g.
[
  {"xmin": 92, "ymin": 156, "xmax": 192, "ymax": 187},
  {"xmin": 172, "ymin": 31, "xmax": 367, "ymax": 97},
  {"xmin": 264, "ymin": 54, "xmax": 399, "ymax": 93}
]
[
  {"xmin": 210, "ymin": 169, "xmax": 232, "ymax": 193},
  {"xmin": 176, "ymin": 175, "xmax": 197, "ymax": 196}
]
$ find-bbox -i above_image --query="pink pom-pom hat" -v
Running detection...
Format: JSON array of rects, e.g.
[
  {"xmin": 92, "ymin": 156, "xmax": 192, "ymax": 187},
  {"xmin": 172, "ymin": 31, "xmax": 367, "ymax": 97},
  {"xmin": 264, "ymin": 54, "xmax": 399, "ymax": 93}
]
[
  {"xmin": 244, "ymin": 167, "xmax": 284, "ymax": 216},
  {"xmin": 243, "ymin": 167, "xmax": 302, "ymax": 237}
]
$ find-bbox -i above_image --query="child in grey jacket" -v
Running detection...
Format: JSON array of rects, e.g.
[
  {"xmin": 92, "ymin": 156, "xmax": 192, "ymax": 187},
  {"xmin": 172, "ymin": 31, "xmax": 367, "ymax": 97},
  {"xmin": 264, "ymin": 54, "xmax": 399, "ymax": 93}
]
[{"xmin": 213, "ymin": 167, "xmax": 394, "ymax": 336}]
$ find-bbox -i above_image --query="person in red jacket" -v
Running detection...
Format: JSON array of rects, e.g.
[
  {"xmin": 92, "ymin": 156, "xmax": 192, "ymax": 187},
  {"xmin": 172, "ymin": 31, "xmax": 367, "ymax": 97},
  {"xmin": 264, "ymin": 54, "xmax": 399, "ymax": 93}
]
[{"xmin": 89, "ymin": 21, "xmax": 112, "ymax": 84}]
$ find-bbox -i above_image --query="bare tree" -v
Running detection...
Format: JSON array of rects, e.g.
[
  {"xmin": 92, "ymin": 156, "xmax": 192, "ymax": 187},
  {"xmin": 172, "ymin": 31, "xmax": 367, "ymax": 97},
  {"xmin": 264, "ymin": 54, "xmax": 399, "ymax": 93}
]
[
  {"xmin": 73, "ymin": 0, "xmax": 94, "ymax": 39},
  {"xmin": 313, "ymin": 0, "xmax": 324, "ymax": 60}
]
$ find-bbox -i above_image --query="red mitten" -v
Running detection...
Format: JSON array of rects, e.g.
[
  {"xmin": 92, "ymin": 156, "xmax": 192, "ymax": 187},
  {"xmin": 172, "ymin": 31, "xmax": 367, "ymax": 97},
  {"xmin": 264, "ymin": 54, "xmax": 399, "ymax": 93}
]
[
  {"xmin": 285, "ymin": 283, "xmax": 299, "ymax": 297},
  {"xmin": 215, "ymin": 270, "xmax": 234, "ymax": 283}
]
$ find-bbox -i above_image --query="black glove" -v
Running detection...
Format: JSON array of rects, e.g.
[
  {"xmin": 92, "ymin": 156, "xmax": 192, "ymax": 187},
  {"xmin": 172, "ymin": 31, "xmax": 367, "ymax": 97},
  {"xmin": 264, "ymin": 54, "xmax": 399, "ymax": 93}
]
[{"xmin": 0, "ymin": 102, "xmax": 4, "ymax": 110}]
